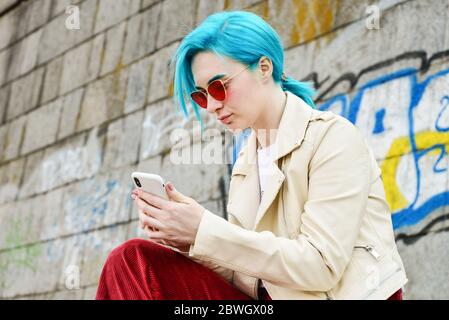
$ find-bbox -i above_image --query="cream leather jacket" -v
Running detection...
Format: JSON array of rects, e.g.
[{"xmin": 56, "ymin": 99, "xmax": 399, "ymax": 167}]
[{"xmin": 176, "ymin": 91, "xmax": 407, "ymax": 300}]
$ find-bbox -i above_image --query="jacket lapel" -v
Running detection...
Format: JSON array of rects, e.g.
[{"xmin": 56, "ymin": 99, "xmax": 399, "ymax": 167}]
[
  {"xmin": 253, "ymin": 162, "xmax": 285, "ymax": 228},
  {"xmin": 228, "ymin": 92, "xmax": 314, "ymax": 230},
  {"xmin": 227, "ymin": 131, "xmax": 260, "ymax": 229}
]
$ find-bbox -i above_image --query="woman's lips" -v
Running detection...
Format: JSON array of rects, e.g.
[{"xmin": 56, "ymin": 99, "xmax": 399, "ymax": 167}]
[{"xmin": 219, "ymin": 114, "xmax": 233, "ymax": 124}]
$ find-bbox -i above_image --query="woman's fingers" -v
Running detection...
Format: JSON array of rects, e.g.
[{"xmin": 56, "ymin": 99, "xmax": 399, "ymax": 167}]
[
  {"xmin": 133, "ymin": 192, "xmax": 176, "ymax": 247},
  {"xmin": 143, "ymin": 226, "xmax": 166, "ymax": 240},
  {"xmin": 144, "ymin": 226, "xmax": 159, "ymax": 239},
  {"xmin": 135, "ymin": 196, "xmax": 164, "ymax": 219},
  {"xmin": 139, "ymin": 209, "xmax": 164, "ymax": 230},
  {"xmin": 134, "ymin": 188, "xmax": 172, "ymax": 210},
  {"xmin": 139, "ymin": 219, "xmax": 155, "ymax": 231},
  {"xmin": 144, "ymin": 226, "xmax": 164, "ymax": 245}
]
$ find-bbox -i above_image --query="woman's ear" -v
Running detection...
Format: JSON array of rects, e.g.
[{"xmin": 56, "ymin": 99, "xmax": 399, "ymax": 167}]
[{"xmin": 258, "ymin": 56, "xmax": 273, "ymax": 81}]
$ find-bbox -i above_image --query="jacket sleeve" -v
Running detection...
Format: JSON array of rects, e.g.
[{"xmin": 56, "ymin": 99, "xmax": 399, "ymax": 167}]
[
  {"xmin": 188, "ymin": 119, "xmax": 371, "ymax": 292},
  {"xmin": 162, "ymin": 235, "xmax": 235, "ymax": 284}
]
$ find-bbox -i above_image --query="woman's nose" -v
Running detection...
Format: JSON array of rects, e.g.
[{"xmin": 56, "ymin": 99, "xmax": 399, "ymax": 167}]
[{"xmin": 206, "ymin": 95, "xmax": 223, "ymax": 113}]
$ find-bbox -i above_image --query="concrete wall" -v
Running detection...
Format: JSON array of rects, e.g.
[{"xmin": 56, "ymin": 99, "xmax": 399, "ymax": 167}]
[{"xmin": 0, "ymin": 0, "xmax": 447, "ymax": 299}]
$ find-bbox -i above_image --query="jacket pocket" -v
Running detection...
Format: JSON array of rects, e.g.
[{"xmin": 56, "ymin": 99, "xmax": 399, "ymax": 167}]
[
  {"xmin": 352, "ymin": 244, "xmax": 401, "ymax": 298},
  {"xmin": 331, "ymin": 244, "xmax": 401, "ymax": 299}
]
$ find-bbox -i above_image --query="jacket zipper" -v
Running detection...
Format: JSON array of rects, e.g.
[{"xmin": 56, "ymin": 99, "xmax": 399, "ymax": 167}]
[{"xmin": 354, "ymin": 245, "xmax": 381, "ymax": 260}]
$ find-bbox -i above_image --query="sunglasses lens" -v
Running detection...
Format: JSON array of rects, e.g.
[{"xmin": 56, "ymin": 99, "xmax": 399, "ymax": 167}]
[
  {"xmin": 208, "ymin": 80, "xmax": 226, "ymax": 101},
  {"xmin": 191, "ymin": 91, "xmax": 208, "ymax": 109}
]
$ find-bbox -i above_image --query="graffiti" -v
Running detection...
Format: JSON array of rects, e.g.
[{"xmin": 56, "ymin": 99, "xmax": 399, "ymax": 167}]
[
  {"xmin": 140, "ymin": 102, "xmax": 214, "ymax": 160},
  {"xmin": 0, "ymin": 216, "xmax": 42, "ymax": 290},
  {"xmin": 19, "ymin": 128, "xmax": 103, "ymax": 198},
  {"xmin": 232, "ymin": 50, "xmax": 449, "ymax": 242},
  {"xmin": 41, "ymin": 130, "xmax": 102, "ymax": 191},
  {"xmin": 313, "ymin": 50, "xmax": 449, "ymax": 235},
  {"xmin": 64, "ymin": 177, "xmax": 129, "ymax": 237}
]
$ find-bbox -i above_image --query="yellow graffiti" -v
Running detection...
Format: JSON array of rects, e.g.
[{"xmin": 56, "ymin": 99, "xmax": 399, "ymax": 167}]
[{"xmin": 381, "ymin": 131, "xmax": 449, "ymax": 211}]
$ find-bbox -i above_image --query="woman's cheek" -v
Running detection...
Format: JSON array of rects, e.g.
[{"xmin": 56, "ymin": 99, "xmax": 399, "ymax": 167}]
[{"xmin": 227, "ymin": 86, "xmax": 242, "ymax": 104}]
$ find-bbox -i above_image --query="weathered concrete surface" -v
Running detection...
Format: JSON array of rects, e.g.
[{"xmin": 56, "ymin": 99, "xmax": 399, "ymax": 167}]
[{"xmin": 0, "ymin": 0, "xmax": 447, "ymax": 299}]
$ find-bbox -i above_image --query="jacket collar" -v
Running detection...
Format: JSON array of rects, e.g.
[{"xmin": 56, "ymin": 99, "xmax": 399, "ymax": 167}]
[
  {"xmin": 228, "ymin": 91, "xmax": 314, "ymax": 230},
  {"xmin": 232, "ymin": 91, "xmax": 314, "ymax": 173}
]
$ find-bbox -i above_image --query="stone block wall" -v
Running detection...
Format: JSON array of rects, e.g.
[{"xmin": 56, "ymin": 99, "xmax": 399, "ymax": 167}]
[{"xmin": 0, "ymin": 0, "xmax": 447, "ymax": 299}]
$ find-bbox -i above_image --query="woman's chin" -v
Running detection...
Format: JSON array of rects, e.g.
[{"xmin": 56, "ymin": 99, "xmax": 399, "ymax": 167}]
[{"xmin": 225, "ymin": 122, "xmax": 247, "ymax": 133}]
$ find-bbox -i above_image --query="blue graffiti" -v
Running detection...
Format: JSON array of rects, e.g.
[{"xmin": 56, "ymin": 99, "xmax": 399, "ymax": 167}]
[
  {"xmin": 436, "ymin": 96, "xmax": 449, "ymax": 132},
  {"xmin": 373, "ymin": 108, "xmax": 386, "ymax": 134},
  {"xmin": 231, "ymin": 66, "xmax": 449, "ymax": 230},
  {"xmin": 68, "ymin": 178, "xmax": 119, "ymax": 232}
]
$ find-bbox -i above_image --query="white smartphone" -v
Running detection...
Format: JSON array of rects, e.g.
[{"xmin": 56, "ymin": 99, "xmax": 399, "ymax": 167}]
[{"xmin": 131, "ymin": 172, "xmax": 169, "ymax": 200}]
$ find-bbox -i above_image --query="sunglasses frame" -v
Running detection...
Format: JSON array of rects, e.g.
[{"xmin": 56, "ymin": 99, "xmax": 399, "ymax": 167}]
[{"xmin": 190, "ymin": 64, "xmax": 251, "ymax": 109}]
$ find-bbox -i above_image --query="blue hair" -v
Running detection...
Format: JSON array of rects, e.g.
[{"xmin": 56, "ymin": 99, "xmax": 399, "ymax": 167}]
[{"xmin": 170, "ymin": 11, "xmax": 316, "ymax": 127}]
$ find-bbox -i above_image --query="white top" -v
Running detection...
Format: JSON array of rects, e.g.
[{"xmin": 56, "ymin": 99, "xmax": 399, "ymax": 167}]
[{"xmin": 256, "ymin": 143, "xmax": 277, "ymax": 291}]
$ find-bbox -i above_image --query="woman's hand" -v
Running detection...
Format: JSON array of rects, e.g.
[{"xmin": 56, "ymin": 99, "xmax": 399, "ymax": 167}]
[{"xmin": 132, "ymin": 182, "xmax": 205, "ymax": 251}]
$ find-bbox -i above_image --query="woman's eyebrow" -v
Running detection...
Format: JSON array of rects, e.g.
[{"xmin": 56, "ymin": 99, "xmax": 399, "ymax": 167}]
[{"xmin": 195, "ymin": 74, "xmax": 226, "ymax": 89}]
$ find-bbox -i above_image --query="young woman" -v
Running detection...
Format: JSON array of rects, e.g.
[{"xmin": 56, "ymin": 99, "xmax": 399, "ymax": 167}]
[{"xmin": 96, "ymin": 11, "xmax": 407, "ymax": 300}]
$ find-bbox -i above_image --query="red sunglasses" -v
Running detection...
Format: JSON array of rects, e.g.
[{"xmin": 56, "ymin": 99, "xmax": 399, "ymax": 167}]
[{"xmin": 190, "ymin": 65, "xmax": 250, "ymax": 109}]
